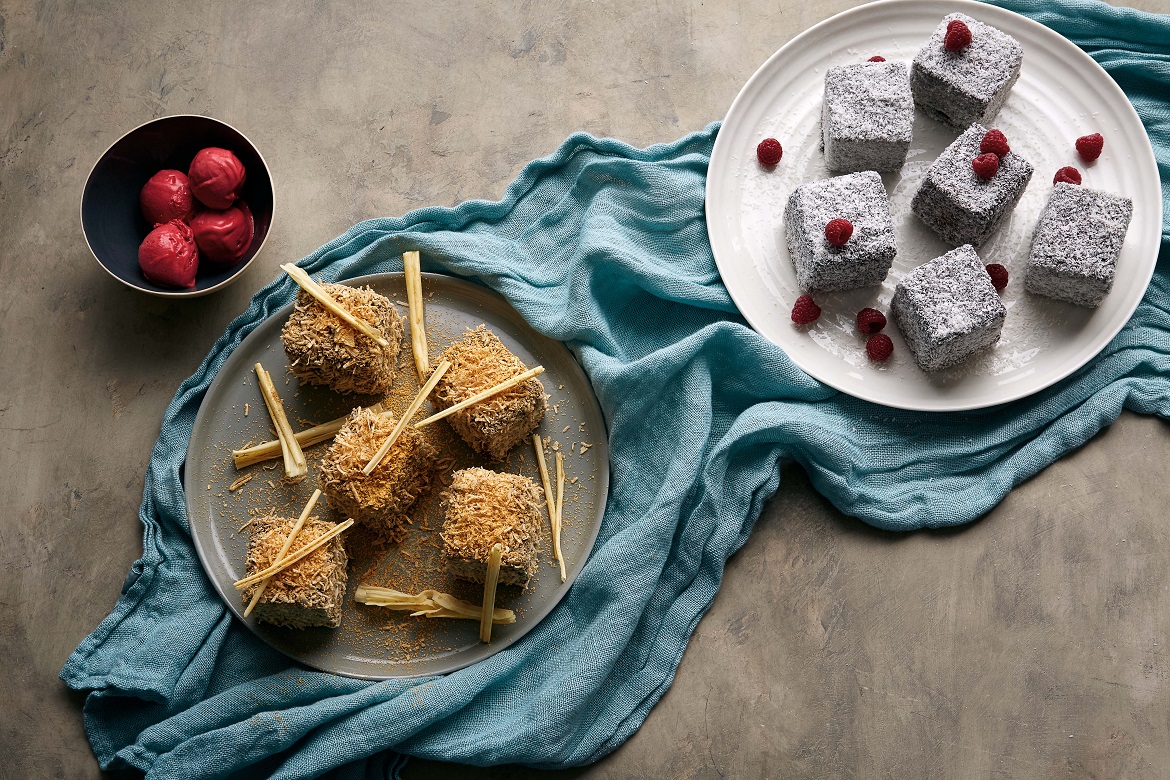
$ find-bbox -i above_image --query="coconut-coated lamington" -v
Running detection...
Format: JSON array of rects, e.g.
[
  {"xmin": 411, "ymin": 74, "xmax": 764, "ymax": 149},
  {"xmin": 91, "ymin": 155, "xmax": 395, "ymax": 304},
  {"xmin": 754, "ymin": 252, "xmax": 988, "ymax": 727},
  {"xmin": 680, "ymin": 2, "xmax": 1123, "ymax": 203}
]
[
  {"xmin": 441, "ymin": 468, "xmax": 543, "ymax": 587},
  {"xmin": 1025, "ymin": 183, "xmax": 1133, "ymax": 308},
  {"xmin": 911, "ymin": 13, "xmax": 1023, "ymax": 129},
  {"xmin": 911, "ymin": 123, "xmax": 1033, "ymax": 248},
  {"xmin": 433, "ymin": 327, "xmax": 547, "ymax": 461},
  {"xmin": 892, "ymin": 244, "xmax": 1007, "ymax": 372},
  {"xmin": 243, "ymin": 515, "xmax": 349, "ymax": 629},
  {"xmin": 822, "ymin": 60, "xmax": 914, "ymax": 173},
  {"xmin": 784, "ymin": 171, "xmax": 897, "ymax": 292}
]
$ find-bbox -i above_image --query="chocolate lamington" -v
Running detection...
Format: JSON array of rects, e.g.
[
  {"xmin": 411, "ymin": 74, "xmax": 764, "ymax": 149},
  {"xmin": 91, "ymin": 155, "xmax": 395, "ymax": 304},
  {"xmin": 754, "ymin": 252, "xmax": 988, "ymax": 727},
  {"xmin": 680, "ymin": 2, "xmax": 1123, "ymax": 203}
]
[
  {"xmin": 243, "ymin": 515, "xmax": 349, "ymax": 629},
  {"xmin": 1025, "ymin": 183, "xmax": 1133, "ymax": 308},
  {"xmin": 911, "ymin": 123, "xmax": 1032, "ymax": 247},
  {"xmin": 784, "ymin": 171, "xmax": 897, "ymax": 292},
  {"xmin": 441, "ymin": 468, "xmax": 543, "ymax": 588},
  {"xmin": 911, "ymin": 13, "xmax": 1023, "ymax": 129},
  {"xmin": 822, "ymin": 61, "xmax": 914, "ymax": 173},
  {"xmin": 892, "ymin": 244, "xmax": 1007, "ymax": 372}
]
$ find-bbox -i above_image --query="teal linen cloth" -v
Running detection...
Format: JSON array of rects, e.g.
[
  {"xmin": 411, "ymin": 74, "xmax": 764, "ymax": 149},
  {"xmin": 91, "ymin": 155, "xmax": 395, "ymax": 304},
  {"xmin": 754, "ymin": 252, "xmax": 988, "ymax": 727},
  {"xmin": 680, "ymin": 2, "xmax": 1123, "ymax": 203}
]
[{"xmin": 63, "ymin": 1, "xmax": 1169, "ymax": 777}]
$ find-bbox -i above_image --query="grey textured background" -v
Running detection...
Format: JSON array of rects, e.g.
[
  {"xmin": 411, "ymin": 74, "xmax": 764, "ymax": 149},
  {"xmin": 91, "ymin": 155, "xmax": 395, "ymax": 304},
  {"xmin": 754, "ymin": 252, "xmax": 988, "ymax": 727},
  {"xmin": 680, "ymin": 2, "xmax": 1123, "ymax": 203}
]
[{"xmin": 1, "ymin": 0, "xmax": 1168, "ymax": 777}]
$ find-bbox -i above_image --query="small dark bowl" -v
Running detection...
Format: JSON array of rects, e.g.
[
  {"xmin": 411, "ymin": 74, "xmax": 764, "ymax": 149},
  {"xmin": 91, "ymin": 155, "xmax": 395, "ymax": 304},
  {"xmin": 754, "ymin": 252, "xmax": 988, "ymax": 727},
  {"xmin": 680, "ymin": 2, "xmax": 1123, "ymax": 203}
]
[{"xmin": 81, "ymin": 115, "xmax": 274, "ymax": 298}]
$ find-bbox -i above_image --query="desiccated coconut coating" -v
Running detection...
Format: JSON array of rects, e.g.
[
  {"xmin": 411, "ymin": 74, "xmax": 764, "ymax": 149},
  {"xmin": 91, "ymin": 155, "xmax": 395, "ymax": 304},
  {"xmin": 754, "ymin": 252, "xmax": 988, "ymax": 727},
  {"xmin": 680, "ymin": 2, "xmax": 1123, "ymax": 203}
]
[
  {"xmin": 243, "ymin": 515, "xmax": 349, "ymax": 629},
  {"xmin": 784, "ymin": 171, "xmax": 897, "ymax": 292},
  {"xmin": 892, "ymin": 244, "xmax": 1007, "ymax": 372},
  {"xmin": 281, "ymin": 283, "xmax": 404, "ymax": 396},
  {"xmin": 441, "ymin": 467, "xmax": 543, "ymax": 587},
  {"xmin": 911, "ymin": 12, "xmax": 1023, "ymax": 129},
  {"xmin": 1025, "ymin": 183, "xmax": 1133, "ymax": 308},
  {"xmin": 822, "ymin": 61, "xmax": 914, "ymax": 173},
  {"xmin": 434, "ymin": 327, "xmax": 547, "ymax": 461},
  {"xmin": 911, "ymin": 123, "xmax": 1033, "ymax": 248},
  {"xmin": 319, "ymin": 407, "xmax": 441, "ymax": 538}
]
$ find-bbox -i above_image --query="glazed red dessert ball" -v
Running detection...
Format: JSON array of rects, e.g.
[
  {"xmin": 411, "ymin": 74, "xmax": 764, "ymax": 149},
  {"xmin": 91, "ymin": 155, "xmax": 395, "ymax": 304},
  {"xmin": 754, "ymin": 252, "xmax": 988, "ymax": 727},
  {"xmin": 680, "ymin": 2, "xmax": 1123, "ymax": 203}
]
[
  {"xmin": 140, "ymin": 169, "xmax": 196, "ymax": 225},
  {"xmin": 188, "ymin": 147, "xmax": 247, "ymax": 209},
  {"xmin": 138, "ymin": 219, "xmax": 199, "ymax": 289},
  {"xmin": 190, "ymin": 201, "xmax": 255, "ymax": 267}
]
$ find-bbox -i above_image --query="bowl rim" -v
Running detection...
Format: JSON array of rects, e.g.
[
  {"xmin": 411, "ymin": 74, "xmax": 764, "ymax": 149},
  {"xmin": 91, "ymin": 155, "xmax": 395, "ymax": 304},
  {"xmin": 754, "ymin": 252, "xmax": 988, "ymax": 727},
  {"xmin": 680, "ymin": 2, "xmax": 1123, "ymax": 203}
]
[{"xmin": 80, "ymin": 113, "xmax": 276, "ymax": 299}]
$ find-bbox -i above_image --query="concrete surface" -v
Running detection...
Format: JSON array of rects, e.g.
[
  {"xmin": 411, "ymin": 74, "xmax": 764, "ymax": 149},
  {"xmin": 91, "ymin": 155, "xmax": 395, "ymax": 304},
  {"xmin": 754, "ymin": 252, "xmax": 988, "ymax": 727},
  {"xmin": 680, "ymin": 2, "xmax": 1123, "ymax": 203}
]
[{"xmin": 1, "ymin": 0, "xmax": 1168, "ymax": 777}]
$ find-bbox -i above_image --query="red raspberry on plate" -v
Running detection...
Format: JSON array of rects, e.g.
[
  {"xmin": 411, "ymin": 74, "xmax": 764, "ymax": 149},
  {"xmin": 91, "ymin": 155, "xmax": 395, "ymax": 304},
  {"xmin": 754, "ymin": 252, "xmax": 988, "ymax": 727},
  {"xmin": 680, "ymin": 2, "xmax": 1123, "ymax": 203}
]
[
  {"xmin": 1076, "ymin": 133, "xmax": 1104, "ymax": 163},
  {"xmin": 944, "ymin": 20, "xmax": 972, "ymax": 51},
  {"xmin": 756, "ymin": 138, "xmax": 783, "ymax": 167},
  {"xmin": 1053, "ymin": 166, "xmax": 1082, "ymax": 185},
  {"xmin": 791, "ymin": 294, "xmax": 821, "ymax": 325},
  {"xmin": 856, "ymin": 308, "xmax": 887, "ymax": 334},
  {"xmin": 985, "ymin": 263, "xmax": 1009, "ymax": 291},
  {"xmin": 825, "ymin": 218, "xmax": 853, "ymax": 247},
  {"xmin": 980, "ymin": 129, "xmax": 1010, "ymax": 158},
  {"xmin": 866, "ymin": 333, "xmax": 894, "ymax": 362},
  {"xmin": 972, "ymin": 153, "xmax": 1000, "ymax": 179},
  {"xmin": 867, "ymin": 55, "xmax": 886, "ymax": 62}
]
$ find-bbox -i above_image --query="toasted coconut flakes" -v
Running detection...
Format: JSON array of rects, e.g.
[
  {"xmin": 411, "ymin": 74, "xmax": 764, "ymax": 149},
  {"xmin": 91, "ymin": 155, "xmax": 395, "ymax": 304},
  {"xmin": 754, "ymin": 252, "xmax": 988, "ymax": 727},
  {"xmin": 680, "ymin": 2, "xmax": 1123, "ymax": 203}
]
[
  {"xmin": 281, "ymin": 283, "xmax": 404, "ymax": 396},
  {"xmin": 440, "ymin": 467, "xmax": 542, "ymax": 586},
  {"xmin": 244, "ymin": 515, "xmax": 348, "ymax": 629}
]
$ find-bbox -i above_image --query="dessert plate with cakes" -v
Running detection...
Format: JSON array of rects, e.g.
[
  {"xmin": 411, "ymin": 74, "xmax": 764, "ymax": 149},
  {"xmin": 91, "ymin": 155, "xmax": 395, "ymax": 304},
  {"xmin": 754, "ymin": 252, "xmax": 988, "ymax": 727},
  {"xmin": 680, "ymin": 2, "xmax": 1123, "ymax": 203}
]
[
  {"xmin": 706, "ymin": 0, "xmax": 1162, "ymax": 411},
  {"xmin": 186, "ymin": 267, "xmax": 609, "ymax": 678}
]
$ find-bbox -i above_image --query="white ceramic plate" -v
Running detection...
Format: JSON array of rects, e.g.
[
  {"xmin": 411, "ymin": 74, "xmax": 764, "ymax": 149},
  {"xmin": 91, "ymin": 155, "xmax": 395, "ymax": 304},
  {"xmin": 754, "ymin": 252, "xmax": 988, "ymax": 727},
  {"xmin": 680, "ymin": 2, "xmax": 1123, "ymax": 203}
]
[{"xmin": 707, "ymin": 0, "xmax": 1162, "ymax": 411}]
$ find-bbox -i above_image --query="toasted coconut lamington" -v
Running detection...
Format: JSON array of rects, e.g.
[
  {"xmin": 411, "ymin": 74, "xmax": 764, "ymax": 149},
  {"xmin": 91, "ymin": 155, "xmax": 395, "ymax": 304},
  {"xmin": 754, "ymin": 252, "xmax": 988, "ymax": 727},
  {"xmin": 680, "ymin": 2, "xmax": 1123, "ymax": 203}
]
[
  {"xmin": 281, "ymin": 283, "xmax": 404, "ymax": 396},
  {"xmin": 319, "ymin": 407, "xmax": 440, "ymax": 538},
  {"xmin": 243, "ymin": 515, "xmax": 349, "ymax": 629},
  {"xmin": 433, "ymin": 327, "xmax": 547, "ymax": 460},
  {"xmin": 441, "ymin": 467, "xmax": 543, "ymax": 587}
]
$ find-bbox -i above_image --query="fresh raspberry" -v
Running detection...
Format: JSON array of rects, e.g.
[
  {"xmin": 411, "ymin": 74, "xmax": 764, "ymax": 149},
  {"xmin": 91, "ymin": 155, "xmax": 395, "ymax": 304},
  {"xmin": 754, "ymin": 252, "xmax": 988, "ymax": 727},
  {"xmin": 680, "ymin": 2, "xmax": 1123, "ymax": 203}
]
[
  {"xmin": 791, "ymin": 294, "xmax": 821, "ymax": 326},
  {"xmin": 866, "ymin": 333, "xmax": 894, "ymax": 362},
  {"xmin": 1053, "ymin": 166, "xmax": 1082, "ymax": 185},
  {"xmin": 944, "ymin": 19, "xmax": 972, "ymax": 51},
  {"xmin": 972, "ymin": 153, "xmax": 1000, "ymax": 179},
  {"xmin": 756, "ymin": 138, "xmax": 783, "ymax": 167},
  {"xmin": 856, "ymin": 308, "xmax": 887, "ymax": 334},
  {"xmin": 980, "ymin": 129, "xmax": 1010, "ymax": 158},
  {"xmin": 824, "ymin": 218, "xmax": 853, "ymax": 247},
  {"xmin": 1076, "ymin": 133, "xmax": 1104, "ymax": 163},
  {"xmin": 867, "ymin": 55, "xmax": 886, "ymax": 62},
  {"xmin": 985, "ymin": 263, "xmax": 1009, "ymax": 291}
]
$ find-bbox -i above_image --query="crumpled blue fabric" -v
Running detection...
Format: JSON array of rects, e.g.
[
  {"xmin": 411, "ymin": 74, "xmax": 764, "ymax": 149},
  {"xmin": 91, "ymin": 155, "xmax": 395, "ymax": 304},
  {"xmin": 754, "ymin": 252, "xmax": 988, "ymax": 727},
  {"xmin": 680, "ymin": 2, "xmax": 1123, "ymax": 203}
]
[{"xmin": 62, "ymin": 0, "xmax": 1169, "ymax": 777}]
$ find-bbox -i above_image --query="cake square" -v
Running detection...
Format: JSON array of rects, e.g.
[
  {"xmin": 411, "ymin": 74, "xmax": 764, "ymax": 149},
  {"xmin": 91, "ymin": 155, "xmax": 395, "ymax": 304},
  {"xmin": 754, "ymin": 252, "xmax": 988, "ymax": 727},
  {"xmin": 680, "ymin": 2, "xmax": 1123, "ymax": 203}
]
[
  {"xmin": 244, "ymin": 515, "xmax": 349, "ymax": 629},
  {"xmin": 784, "ymin": 171, "xmax": 897, "ymax": 292},
  {"xmin": 892, "ymin": 244, "xmax": 1007, "ymax": 372},
  {"xmin": 441, "ymin": 468, "xmax": 543, "ymax": 587},
  {"xmin": 434, "ymin": 327, "xmax": 547, "ymax": 460},
  {"xmin": 911, "ymin": 13, "xmax": 1023, "ymax": 129},
  {"xmin": 319, "ymin": 406, "xmax": 440, "ymax": 537},
  {"xmin": 911, "ymin": 123, "xmax": 1032, "ymax": 247},
  {"xmin": 1025, "ymin": 183, "xmax": 1133, "ymax": 308},
  {"xmin": 822, "ymin": 61, "xmax": 914, "ymax": 173}
]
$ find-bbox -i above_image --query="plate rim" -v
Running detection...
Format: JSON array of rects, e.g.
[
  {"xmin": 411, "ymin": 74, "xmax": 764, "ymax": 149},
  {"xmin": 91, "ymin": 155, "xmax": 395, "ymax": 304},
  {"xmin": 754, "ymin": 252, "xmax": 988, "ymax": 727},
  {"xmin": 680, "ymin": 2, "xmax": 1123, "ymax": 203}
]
[
  {"xmin": 706, "ymin": 0, "xmax": 1163, "ymax": 412},
  {"xmin": 185, "ymin": 270, "xmax": 610, "ymax": 679}
]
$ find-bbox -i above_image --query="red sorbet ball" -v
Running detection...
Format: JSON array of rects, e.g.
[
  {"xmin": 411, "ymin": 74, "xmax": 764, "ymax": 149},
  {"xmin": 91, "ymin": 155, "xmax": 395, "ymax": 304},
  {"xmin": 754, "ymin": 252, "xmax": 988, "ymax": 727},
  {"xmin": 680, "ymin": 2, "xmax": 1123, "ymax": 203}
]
[
  {"xmin": 188, "ymin": 147, "xmax": 247, "ymax": 209},
  {"xmin": 140, "ymin": 169, "xmax": 196, "ymax": 225},
  {"xmin": 190, "ymin": 201, "xmax": 255, "ymax": 267},
  {"xmin": 138, "ymin": 219, "xmax": 199, "ymax": 289}
]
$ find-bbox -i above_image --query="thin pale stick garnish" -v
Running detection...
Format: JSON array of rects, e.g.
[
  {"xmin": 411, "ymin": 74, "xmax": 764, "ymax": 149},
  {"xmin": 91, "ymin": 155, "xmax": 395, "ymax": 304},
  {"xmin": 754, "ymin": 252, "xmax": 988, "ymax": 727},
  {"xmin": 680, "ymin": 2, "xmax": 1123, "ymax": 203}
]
[
  {"xmin": 362, "ymin": 359, "xmax": 451, "ymax": 475},
  {"xmin": 414, "ymin": 366, "xmax": 545, "ymax": 429},
  {"xmin": 254, "ymin": 363, "xmax": 307, "ymax": 482},
  {"xmin": 354, "ymin": 585, "xmax": 515, "ymax": 624},
  {"xmin": 533, "ymin": 434, "xmax": 560, "ymax": 570},
  {"xmin": 281, "ymin": 263, "xmax": 389, "ymax": 348},
  {"xmin": 479, "ymin": 543, "xmax": 504, "ymax": 643},
  {"xmin": 403, "ymin": 251, "xmax": 430, "ymax": 380},
  {"xmin": 243, "ymin": 489, "xmax": 321, "ymax": 618},
  {"xmin": 232, "ymin": 403, "xmax": 385, "ymax": 470},
  {"xmin": 228, "ymin": 473, "xmax": 253, "ymax": 492},
  {"xmin": 233, "ymin": 518, "xmax": 354, "ymax": 590},
  {"xmin": 555, "ymin": 450, "xmax": 566, "ymax": 583}
]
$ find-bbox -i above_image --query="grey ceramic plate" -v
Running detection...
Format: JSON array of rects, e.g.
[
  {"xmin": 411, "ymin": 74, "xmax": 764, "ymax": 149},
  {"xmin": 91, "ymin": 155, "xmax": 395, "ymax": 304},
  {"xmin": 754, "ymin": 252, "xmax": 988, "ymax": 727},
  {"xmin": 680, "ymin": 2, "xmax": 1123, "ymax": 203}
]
[{"xmin": 186, "ymin": 272, "xmax": 609, "ymax": 679}]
